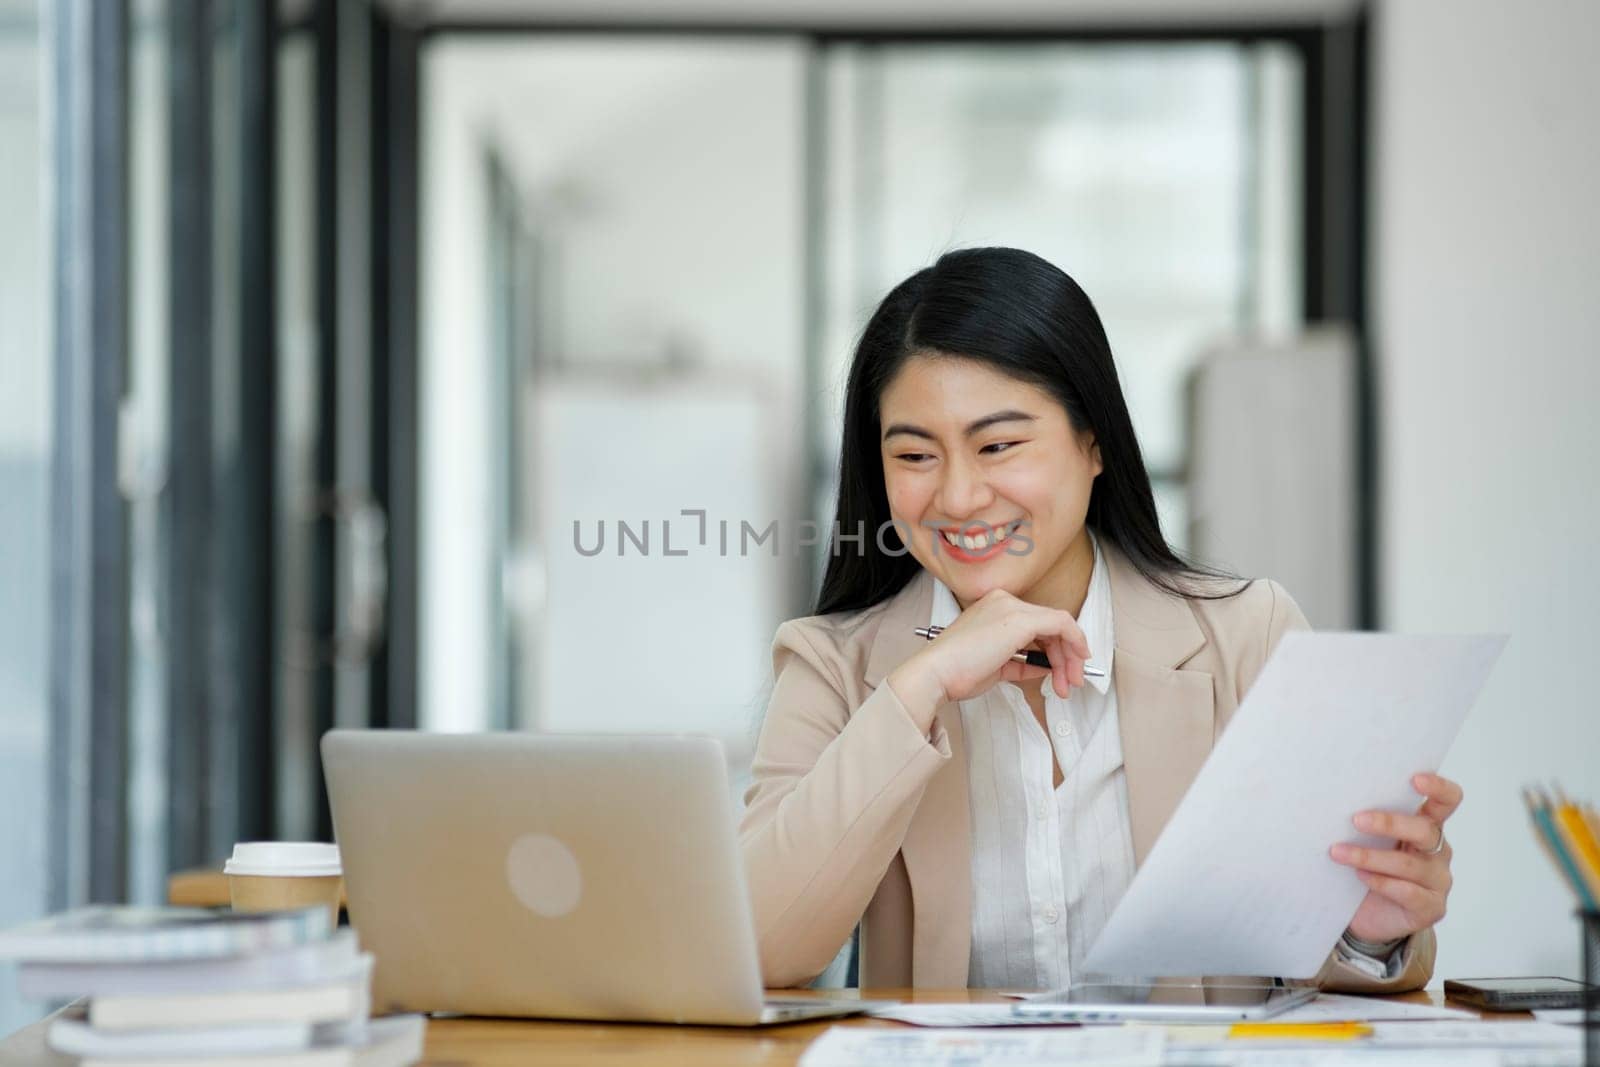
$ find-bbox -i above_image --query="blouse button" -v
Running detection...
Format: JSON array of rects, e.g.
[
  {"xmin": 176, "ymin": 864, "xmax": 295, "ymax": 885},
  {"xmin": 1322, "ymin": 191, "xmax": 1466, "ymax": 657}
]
[
  {"xmin": 1042, "ymin": 907, "xmax": 1060, "ymax": 924},
  {"xmin": 1054, "ymin": 721, "xmax": 1070, "ymax": 738}
]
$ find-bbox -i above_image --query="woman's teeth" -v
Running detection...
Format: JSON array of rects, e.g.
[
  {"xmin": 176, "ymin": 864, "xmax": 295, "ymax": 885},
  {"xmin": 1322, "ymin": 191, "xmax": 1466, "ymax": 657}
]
[{"xmin": 940, "ymin": 522, "xmax": 1019, "ymax": 551}]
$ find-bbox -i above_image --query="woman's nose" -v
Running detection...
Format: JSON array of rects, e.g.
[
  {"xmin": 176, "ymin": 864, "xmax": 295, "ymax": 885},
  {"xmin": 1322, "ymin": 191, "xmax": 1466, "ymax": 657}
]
[{"xmin": 936, "ymin": 455, "xmax": 994, "ymax": 518}]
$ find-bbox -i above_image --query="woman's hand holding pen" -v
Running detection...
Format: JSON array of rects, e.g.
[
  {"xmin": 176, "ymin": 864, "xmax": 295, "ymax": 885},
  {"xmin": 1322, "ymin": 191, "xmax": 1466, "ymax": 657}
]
[
  {"xmin": 1331, "ymin": 773, "xmax": 1463, "ymax": 944},
  {"xmin": 885, "ymin": 588, "xmax": 1091, "ymax": 733}
]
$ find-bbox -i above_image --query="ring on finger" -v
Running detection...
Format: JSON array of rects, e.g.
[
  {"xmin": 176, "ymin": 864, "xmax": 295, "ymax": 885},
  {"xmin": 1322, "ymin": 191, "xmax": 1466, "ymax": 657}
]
[{"xmin": 1417, "ymin": 825, "xmax": 1446, "ymax": 856}]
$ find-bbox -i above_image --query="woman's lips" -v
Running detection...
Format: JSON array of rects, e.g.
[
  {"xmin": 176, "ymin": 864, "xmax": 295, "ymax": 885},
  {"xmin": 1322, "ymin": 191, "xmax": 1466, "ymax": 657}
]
[{"xmin": 935, "ymin": 520, "xmax": 1022, "ymax": 563}]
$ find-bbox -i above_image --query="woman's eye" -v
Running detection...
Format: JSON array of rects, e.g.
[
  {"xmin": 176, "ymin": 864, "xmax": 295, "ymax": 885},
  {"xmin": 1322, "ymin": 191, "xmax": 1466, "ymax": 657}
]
[
  {"xmin": 981, "ymin": 441, "xmax": 1021, "ymax": 455},
  {"xmin": 896, "ymin": 453, "xmax": 932, "ymax": 464}
]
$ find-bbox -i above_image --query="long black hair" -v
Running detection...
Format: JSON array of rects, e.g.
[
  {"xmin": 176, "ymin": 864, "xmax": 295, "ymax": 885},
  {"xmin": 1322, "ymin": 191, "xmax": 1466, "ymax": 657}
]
[{"xmin": 815, "ymin": 246, "xmax": 1238, "ymax": 616}]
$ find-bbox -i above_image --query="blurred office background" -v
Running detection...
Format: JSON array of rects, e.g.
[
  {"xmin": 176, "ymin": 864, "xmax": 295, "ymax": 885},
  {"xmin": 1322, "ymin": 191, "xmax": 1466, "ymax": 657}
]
[{"xmin": 2, "ymin": 0, "xmax": 1596, "ymax": 1030}]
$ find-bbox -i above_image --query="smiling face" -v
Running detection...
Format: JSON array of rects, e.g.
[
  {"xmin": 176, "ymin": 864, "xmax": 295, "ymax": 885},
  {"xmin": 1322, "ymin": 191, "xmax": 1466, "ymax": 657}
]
[{"xmin": 878, "ymin": 355, "xmax": 1103, "ymax": 611}]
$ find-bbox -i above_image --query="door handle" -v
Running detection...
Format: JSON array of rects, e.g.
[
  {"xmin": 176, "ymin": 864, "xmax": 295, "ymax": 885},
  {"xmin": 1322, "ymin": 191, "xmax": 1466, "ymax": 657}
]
[
  {"xmin": 330, "ymin": 488, "xmax": 388, "ymax": 667},
  {"xmin": 287, "ymin": 488, "xmax": 388, "ymax": 669}
]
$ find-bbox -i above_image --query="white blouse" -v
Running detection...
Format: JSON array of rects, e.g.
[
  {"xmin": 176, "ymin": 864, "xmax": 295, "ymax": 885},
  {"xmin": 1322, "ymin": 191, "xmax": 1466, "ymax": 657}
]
[{"xmin": 930, "ymin": 536, "xmax": 1133, "ymax": 990}]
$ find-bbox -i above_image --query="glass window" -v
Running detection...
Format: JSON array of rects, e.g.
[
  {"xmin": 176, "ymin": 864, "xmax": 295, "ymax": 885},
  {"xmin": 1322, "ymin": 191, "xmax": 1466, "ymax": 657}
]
[
  {"xmin": 0, "ymin": 0, "xmax": 52, "ymax": 1033},
  {"xmin": 817, "ymin": 42, "xmax": 1303, "ymax": 556}
]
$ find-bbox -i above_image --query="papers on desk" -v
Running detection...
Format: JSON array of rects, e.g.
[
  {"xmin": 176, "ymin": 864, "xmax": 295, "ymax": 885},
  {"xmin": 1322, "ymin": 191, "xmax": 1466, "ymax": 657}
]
[
  {"xmin": 1155, "ymin": 1021, "xmax": 1581, "ymax": 1067},
  {"xmin": 1082, "ymin": 632, "xmax": 1505, "ymax": 979},
  {"xmin": 864, "ymin": 994, "xmax": 1477, "ymax": 1028},
  {"xmin": 864, "ymin": 1003, "xmax": 1073, "ymax": 1027},
  {"xmin": 1276, "ymin": 993, "xmax": 1479, "ymax": 1022},
  {"xmin": 1368, "ymin": 1020, "xmax": 1582, "ymax": 1047},
  {"xmin": 1163, "ymin": 1020, "xmax": 1578, "ymax": 1050},
  {"xmin": 798, "ymin": 1025, "xmax": 1164, "ymax": 1066},
  {"xmin": 1191, "ymin": 1054, "xmax": 1502, "ymax": 1067},
  {"xmin": 802, "ymin": 1018, "xmax": 1581, "ymax": 1067}
]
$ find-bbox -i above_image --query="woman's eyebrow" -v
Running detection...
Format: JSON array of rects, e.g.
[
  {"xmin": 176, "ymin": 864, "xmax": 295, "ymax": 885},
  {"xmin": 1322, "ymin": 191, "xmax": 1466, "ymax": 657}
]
[
  {"xmin": 882, "ymin": 410, "xmax": 1037, "ymax": 442},
  {"xmin": 965, "ymin": 410, "xmax": 1037, "ymax": 435}
]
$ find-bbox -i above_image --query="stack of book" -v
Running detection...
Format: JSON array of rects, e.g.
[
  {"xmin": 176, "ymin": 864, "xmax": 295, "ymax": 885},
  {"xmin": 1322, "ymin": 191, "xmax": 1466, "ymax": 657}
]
[{"xmin": 0, "ymin": 906, "xmax": 423, "ymax": 1066}]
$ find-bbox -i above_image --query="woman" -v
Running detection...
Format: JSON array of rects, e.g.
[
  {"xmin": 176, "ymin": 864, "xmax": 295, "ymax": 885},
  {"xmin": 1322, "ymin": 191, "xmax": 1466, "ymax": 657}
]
[{"xmin": 739, "ymin": 247, "xmax": 1458, "ymax": 993}]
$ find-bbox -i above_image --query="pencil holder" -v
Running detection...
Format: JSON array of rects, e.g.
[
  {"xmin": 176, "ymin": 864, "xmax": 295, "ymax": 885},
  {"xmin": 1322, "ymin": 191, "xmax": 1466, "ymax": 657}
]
[{"xmin": 1585, "ymin": 910, "xmax": 1599, "ymax": 1067}]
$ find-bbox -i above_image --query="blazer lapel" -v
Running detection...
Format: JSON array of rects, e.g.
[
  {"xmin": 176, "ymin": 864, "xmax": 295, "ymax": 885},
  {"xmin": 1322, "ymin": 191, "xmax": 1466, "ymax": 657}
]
[
  {"xmin": 862, "ymin": 572, "xmax": 973, "ymax": 987},
  {"xmin": 1105, "ymin": 547, "xmax": 1217, "ymax": 867},
  {"xmin": 855, "ymin": 548, "xmax": 1219, "ymax": 985}
]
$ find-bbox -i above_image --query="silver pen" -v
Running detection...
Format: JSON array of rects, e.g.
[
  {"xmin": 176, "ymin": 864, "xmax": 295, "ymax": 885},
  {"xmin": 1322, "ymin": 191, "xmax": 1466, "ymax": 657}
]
[{"xmin": 912, "ymin": 624, "xmax": 1106, "ymax": 677}]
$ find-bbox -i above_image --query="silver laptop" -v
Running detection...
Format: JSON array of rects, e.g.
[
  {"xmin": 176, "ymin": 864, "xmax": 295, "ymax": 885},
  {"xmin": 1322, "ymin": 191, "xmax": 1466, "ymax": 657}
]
[{"xmin": 321, "ymin": 730, "xmax": 871, "ymax": 1026}]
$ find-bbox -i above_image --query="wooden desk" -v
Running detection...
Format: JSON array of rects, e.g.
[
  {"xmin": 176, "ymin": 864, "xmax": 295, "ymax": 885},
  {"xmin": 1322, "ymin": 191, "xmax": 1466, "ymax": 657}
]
[
  {"xmin": 0, "ymin": 989, "xmax": 1518, "ymax": 1066},
  {"xmin": 412, "ymin": 990, "xmax": 1526, "ymax": 1066}
]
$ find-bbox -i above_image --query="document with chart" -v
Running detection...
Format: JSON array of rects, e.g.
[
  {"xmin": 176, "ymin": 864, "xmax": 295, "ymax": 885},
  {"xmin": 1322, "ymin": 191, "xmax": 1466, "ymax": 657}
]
[{"xmin": 1081, "ymin": 631, "xmax": 1506, "ymax": 979}]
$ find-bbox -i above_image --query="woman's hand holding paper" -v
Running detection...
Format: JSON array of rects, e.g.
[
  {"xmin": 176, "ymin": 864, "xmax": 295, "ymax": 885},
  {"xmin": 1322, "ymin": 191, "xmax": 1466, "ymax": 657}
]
[{"xmin": 1331, "ymin": 772, "xmax": 1463, "ymax": 944}]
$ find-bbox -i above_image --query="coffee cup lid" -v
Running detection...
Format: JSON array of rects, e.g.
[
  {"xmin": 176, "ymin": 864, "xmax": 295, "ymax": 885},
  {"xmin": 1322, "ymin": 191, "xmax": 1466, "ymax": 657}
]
[{"xmin": 224, "ymin": 842, "xmax": 342, "ymax": 878}]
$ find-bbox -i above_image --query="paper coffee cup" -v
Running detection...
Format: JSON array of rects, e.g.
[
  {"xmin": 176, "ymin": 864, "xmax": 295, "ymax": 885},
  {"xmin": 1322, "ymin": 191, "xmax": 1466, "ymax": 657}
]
[{"xmin": 225, "ymin": 842, "xmax": 343, "ymax": 926}]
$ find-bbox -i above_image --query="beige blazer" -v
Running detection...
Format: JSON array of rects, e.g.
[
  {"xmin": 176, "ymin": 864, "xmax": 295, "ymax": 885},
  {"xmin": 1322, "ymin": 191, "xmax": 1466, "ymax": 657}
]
[{"xmin": 739, "ymin": 542, "xmax": 1435, "ymax": 992}]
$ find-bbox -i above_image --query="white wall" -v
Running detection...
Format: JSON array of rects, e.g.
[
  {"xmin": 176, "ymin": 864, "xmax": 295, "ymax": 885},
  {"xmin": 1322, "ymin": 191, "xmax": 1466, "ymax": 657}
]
[
  {"xmin": 419, "ymin": 41, "xmax": 808, "ymax": 737},
  {"xmin": 1374, "ymin": 0, "xmax": 1600, "ymax": 982}
]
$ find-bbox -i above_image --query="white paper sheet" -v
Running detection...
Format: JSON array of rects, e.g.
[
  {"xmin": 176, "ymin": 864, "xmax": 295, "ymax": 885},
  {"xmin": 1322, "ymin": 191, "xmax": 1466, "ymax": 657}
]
[
  {"xmin": 1276, "ymin": 993, "xmax": 1479, "ymax": 1022},
  {"xmin": 1210, "ymin": 1053, "xmax": 1502, "ymax": 1067},
  {"xmin": 1163, "ymin": 1041, "xmax": 1577, "ymax": 1067},
  {"xmin": 1081, "ymin": 632, "xmax": 1506, "ymax": 978},
  {"xmin": 798, "ymin": 1025, "xmax": 1163, "ymax": 1067},
  {"xmin": 1368, "ymin": 1020, "xmax": 1581, "ymax": 1047},
  {"xmin": 864, "ymin": 1004, "xmax": 1076, "ymax": 1027},
  {"xmin": 1157, "ymin": 1019, "xmax": 1580, "ymax": 1067},
  {"xmin": 1534, "ymin": 1008, "xmax": 1585, "ymax": 1024}
]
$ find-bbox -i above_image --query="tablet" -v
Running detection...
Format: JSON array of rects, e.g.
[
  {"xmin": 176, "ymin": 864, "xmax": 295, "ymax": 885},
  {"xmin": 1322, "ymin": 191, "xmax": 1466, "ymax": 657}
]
[{"xmin": 1011, "ymin": 981, "xmax": 1317, "ymax": 1023}]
